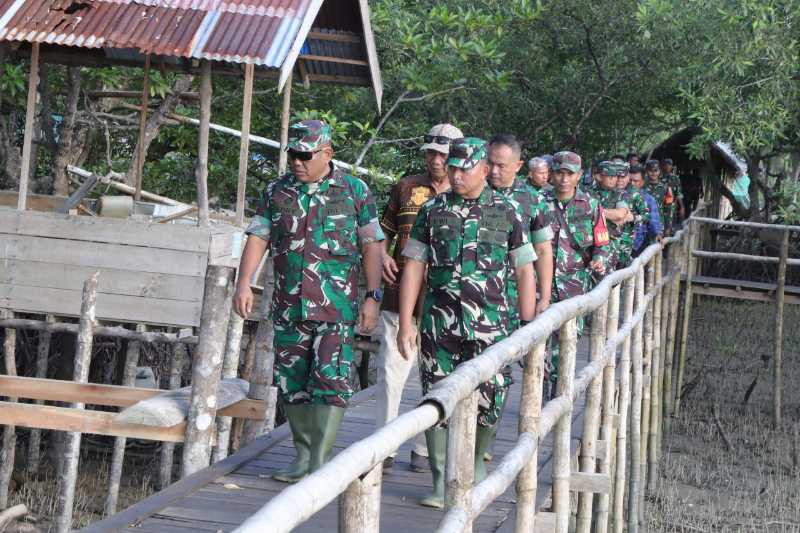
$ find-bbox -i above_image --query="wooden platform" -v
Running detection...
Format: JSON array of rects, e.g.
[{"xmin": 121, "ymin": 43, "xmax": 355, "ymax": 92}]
[
  {"xmin": 84, "ymin": 345, "xmax": 590, "ymax": 533},
  {"xmin": 690, "ymin": 275, "xmax": 800, "ymax": 305}
]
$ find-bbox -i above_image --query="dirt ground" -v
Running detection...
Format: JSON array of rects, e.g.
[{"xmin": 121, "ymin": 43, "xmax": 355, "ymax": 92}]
[{"xmin": 648, "ymin": 297, "xmax": 800, "ymax": 532}]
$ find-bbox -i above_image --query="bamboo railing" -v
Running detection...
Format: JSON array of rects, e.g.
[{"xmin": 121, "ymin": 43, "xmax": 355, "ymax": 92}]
[{"xmin": 230, "ymin": 210, "xmax": 702, "ymax": 533}]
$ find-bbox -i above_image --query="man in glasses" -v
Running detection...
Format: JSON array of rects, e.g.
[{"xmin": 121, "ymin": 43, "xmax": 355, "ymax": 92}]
[
  {"xmin": 375, "ymin": 123, "xmax": 462, "ymax": 472},
  {"xmin": 233, "ymin": 119, "xmax": 384, "ymax": 482},
  {"xmin": 398, "ymin": 138, "xmax": 537, "ymax": 508}
]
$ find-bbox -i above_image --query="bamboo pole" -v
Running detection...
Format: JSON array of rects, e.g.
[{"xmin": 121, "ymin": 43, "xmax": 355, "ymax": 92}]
[
  {"xmin": 612, "ymin": 277, "xmax": 635, "ymax": 533},
  {"xmin": 445, "ymin": 389, "xmax": 478, "ymax": 531},
  {"xmin": 639, "ymin": 262, "xmax": 655, "ymax": 525},
  {"xmin": 338, "ymin": 463, "xmax": 382, "ymax": 533},
  {"xmin": 576, "ymin": 302, "xmax": 607, "ymax": 533},
  {"xmin": 27, "ymin": 313, "xmax": 53, "ymax": 475},
  {"xmin": 213, "ymin": 310, "xmax": 245, "ymax": 463},
  {"xmin": 235, "ymin": 63, "xmax": 254, "ymax": 227},
  {"xmin": 595, "ymin": 285, "xmax": 620, "ymax": 533},
  {"xmin": 552, "ymin": 317, "xmax": 577, "ymax": 533},
  {"xmin": 17, "ymin": 43, "xmax": 39, "ymax": 211},
  {"xmin": 627, "ymin": 268, "xmax": 645, "ymax": 533},
  {"xmin": 181, "ymin": 265, "xmax": 235, "ymax": 477},
  {"xmin": 648, "ymin": 252, "xmax": 664, "ymax": 493},
  {"xmin": 134, "ymin": 54, "xmax": 150, "ymax": 202},
  {"xmin": 514, "ymin": 341, "xmax": 546, "ymax": 533},
  {"xmin": 104, "ymin": 324, "xmax": 145, "ymax": 516},
  {"xmin": 663, "ymin": 244, "xmax": 682, "ymax": 430},
  {"xmin": 230, "ymin": 334, "xmax": 256, "ymax": 453},
  {"xmin": 0, "ymin": 309, "xmax": 17, "ymax": 509},
  {"xmin": 773, "ymin": 228, "xmax": 789, "ymax": 427},
  {"xmin": 674, "ymin": 221, "xmax": 697, "ymax": 416},
  {"xmin": 159, "ymin": 341, "xmax": 187, "ymax": 490},
  {"xmin": 195, "ymin": 60, "xmax": 212, "ymax": 227},
  {"xmin": 54, "ymin": 273, "xmax": 98, "ymax": 533},
  {"xmin": 278, "ymin": 70, "xmax": 293, "ymax": 175}
]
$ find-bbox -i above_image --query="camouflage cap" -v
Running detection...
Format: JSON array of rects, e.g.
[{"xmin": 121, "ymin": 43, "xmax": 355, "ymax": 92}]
[
  {"xmin": 596, "ymin": 161, "xmax": 618, "ymax": 176},
  {"xmin": 645, "ymin": 159, "xmax": 660, "ymax": 170},
  {"xmin": 552, "ymin": 151, "xmax": 582, "ymax": 173},
  {"xmin": 629, "ymin": 163, "xmax": 644, "ymax": 174},
  {"xmin": 615, "ymin": 161, "xmax": 630, "ymax": 177},
  {"xmin": 286, "ymin": 119, "xmax": 332, "ymax": 152},
  {"xmin": 662, "ymin": 158, "xmax": 674, "ymax": 166},
  {"xmin": 447, "ymin": 137, "xmax": 487, "ymax": 169}
]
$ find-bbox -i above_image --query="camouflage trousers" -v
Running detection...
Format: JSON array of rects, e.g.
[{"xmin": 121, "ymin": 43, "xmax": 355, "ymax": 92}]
[
  {"xmin": 420, "ymin": 333, "xmax": 511, "ymax": 428},
  {"xmin": 273, "ymin": 319, "xmax": 355, "ymax": 408}
]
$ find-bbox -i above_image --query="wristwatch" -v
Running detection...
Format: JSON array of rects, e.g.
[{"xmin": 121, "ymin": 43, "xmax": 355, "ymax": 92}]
[{"xmin": 365, "ymin": 289, "xmax": 383, "ymax": 302}]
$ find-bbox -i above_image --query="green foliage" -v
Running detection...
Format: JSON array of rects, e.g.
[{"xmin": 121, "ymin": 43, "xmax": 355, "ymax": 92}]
[{"xmin": 0, "ymin": 63, "xmax": 26, "ymax": 105}]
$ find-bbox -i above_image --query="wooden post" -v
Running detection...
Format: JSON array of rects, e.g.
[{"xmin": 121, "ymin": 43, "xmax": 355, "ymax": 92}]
[
  {"xmin": 552, "ymin": 317, "xmax": 577, "ymax": 533},
  {"xmin": 104, "ymin": 324, "xmax": 145, "ymax": 516},
  {"xmin": 27, "ymin": 313, "xmax": 53, "ymax": 474},
  {"xmin": 674, "ymin": 221, "xmax": 697, "ymax": 416},
  {"xmin": 576, "ymin": 303, "xmax": 607, "ymax": 533},
  {"xmin": 54, "ymin": 273, "xmax": 98, "ymax": 533},
  {"xmin": 338, "ymin": 464, "xmax": 382, "ymax": 533},
  {"xmin": 235, "ymin": 63, "xmax": 254, "ymax": 227},
  {"xmin": 195, "ymin": 60, "xmax": 212, "ymax": 227},
  {"xmin": 278, "ymin": 70, "xmax": 293, "ymax": 175},
  {"xmin": 613, "ymin": 277, "xmax": 635, "ymax": 533},
  {"xmin": 213, "ymin": 310, "xmax": 245, "ymax": 463},
  {"xmin": 639, "ymin": 263, "xmax": 654, "ymax": 525},
  {"xmin": 514, "ymin": 341, "xmax": 546, "ymax": 533},
  {"xmin": 17, "ymin": 43, "xmax": 40, "ymax": 211},
  {"xmin": 627, "ymin": 268, "xmax": 645, "ymax": 533},
  {"xmin": 663, "ymin": 244, "xmax": 682, "ymax": 431},
  {"xmin": 159, "ymin": 341, "xmax": 187, "ymax": 490},
  {"xmin": 134, "ymin": 54, "xmax": 150, "ymax": 202},
  {"xmin": 181, "ymin": 265, "xmax": 235, "ymax": 477},
  {"xmin": 445, "ymin": 389, "xmax": 479, "ymax": 531},
  {"xmin": 596, "ymin": 285, "xmax": 620, "ymax": 533},
  {"xmin": 0, "ymin": 309, "xmax": 17, "ymax": 509},
  {"xmin": 648, "ymin": 252, "xmax": 664, "ymax": 493},
  {"xmin": 773, "ymin": 228, "xmax": 789, "ymax": 427}
]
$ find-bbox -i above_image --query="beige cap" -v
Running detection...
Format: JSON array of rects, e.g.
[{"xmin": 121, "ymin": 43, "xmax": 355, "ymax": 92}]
[{"xmin": 420, "ymin": 123, "xmax": 464, "ymax": 154}]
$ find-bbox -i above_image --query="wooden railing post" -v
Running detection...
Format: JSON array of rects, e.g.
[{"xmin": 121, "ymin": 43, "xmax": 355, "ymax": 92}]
[
  {"xmin": 339, "ymin": 464, "xmax": 382, "ymax": 533},
  {"xmin": 0, "ymin": 309, "xmax": 17, "ymax": 509},
  {"xmin": 627, "ymin": 268, "xmax": 645, "ymax": 533},
  {"xmin": 445, "ymin": 390, "xmax": 479, "ymax": 532},
  {"xmin": 213, "ymin": 310, "xmax": 246, "ymax": 462},
  {"xmin": 648, "ymin": 251, "xmax": 664, "ymax": 494},
  {"xmin": 159, "ymin": 341, "xmax": 187, "ymax": 489},
  {"xmin": 639, "ymin": 261, "xmax": 655, "ymax": 524},
  {"xmin": 674, "ymin": 221, "xmax": 698, "ymax": 416},
  {"xmin": 596, "ymin": 285, "xmax": 620, "ymax": 533},
  {"xmin": 552, "ymin": 317, "xmax": 577, "ymax": 533},
  {"xmin": 54, "ymin": 273, "xmax": 98, "ymax": 533},
  {"xmin": 515, "ymin": 341, "xmax": 546, "ymax": 533},
  {"xmin": 576, "ymin": 302, "xmax": 607, "ymax": 533},
  {"xmin": 613, "ymin": 277, "xmax": 635, "ymax": 533},
  {"xmin": 663, "ymin": 243, "xmax": 682, "ymax": 432},
  {"xmin": 26, "ymin": 313, "xmax": 53, "ymax": 476},
  {"xmin": 773, "ymin": 228, "xmax": 789, "ymax": 427}
]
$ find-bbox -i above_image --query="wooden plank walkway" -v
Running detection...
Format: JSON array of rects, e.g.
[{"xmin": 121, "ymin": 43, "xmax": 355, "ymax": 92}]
[{"xmin": 84, "ymin": 343, "xmax": 589, "ymax": 533}]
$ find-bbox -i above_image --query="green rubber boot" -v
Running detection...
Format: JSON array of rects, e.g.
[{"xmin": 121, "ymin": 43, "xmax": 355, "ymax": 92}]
[
  {"xmin": 474, "ymin": 424, "xmax": 499, "ymax": 483},
  {"xmin": 308, "ymin": 405, "xmax": 346, "ymax": 472},
  {"xmin": 273, "ymin": 404, "xmax": 313, "ymax": 483},
  {"xmin": 419, "ymin": 428, "xmax": 447, "ymax": 509}
]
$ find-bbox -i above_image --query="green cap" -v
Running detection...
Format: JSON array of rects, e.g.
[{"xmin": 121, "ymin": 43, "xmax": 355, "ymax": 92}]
[
  {"xmin": 286, "ymin": 119, "xmax": 333, "ymax": 152},
  {"xmin": 552, "ymin": 151, "xmax": 582, "ymax": 173},
  {"xmin": 597, "ymin": 161, "xmax": 617, "ymax": 175},
  {"xmin": 447, "ymin": 137, "xmax": 487, "ymax": 169}
]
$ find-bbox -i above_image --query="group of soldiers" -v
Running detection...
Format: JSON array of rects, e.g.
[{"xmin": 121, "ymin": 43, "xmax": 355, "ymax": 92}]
[{"xmin": 232, "ymin": 119, "xmax": 683, "ymax": 509}]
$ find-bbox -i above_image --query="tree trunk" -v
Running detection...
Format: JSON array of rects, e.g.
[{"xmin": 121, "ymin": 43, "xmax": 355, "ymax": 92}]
[{"xmin": 52, "ymin": 67, "xmax": 84, "ymax": 196}]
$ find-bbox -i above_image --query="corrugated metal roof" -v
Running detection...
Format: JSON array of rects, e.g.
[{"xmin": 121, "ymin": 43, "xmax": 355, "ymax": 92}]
[{"xmin": 0, "ymin": 0, "xmax": 314, "ymax": 67}]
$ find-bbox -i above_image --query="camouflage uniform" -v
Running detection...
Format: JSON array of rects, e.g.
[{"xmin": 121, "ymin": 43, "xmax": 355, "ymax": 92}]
[
  {"xmin": 588, "ymin": 176, "xmax": 628, "ymax": 271},
  {"xmin": 644, "ymin": 179, "xmax": 674, "ymax": 235},
  {"xmin": 246, "ymin": 120, "xmax": 384, "ymax": 408},
  {"xmin": 545, "ymin": 151, "xmax": 611, "ymax": 389},
  {"xmin": 619, "ymin": 185, "xmax": 649, "ymax": 267},
  {"xmin": 663, "ymin": 171, "xmax": 683, "ymax": 227},
  {"xmin": 493, "ymin": 177, "xmax": 553, "ymax": 328},
  {"xmin": 403, "ymin": 139, "xmax": 536, "ymax": 427}
]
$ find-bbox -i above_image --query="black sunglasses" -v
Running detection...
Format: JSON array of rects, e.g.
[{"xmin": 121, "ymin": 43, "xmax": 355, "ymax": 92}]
[
  {"xmin": 424, "ymin": 134, "xmax": 453, "ymax": 145},
  {"xmin": 287, "ymin": 149, "xmax": 321, "ymax": 162}
]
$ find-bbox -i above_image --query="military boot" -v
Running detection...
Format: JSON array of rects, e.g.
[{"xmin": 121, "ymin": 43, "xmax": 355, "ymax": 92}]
[
  {"xmin": 474, "ymin": 424, "xmax": 499, "ymax": 483},
  {"xmin": 308, "ymin": 405, "xmax": 346, "ymax": 472},
  {"xmin": 273, "ymin": 404, "xmax": 313, "ymax": 483},
  {"xmin": 419, "ymin": 428, "xmax": 447, "ymax": 509}
]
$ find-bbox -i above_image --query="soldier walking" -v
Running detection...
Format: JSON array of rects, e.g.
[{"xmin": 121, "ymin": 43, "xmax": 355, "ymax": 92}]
[
  {"xmin": 375, "ymin": 123, "xmax": 462, "ymax": 471},
  {"xmin": 397, "ymin": 138, "xmax": 537, "ymax": 508},
  {"xmin": 644, "ymin": 159, "xmax": 676, "ymax": 236},
  {"xmin": 615, "ymin": 162, "xmax": 649, "ymax": 268},
  {"xmin": 588, "ymin": 161, "xmax": 634, "ymax": 271},
  {"xmin": 233, "ymin": 120, "xmax": 385, "ymax": 482},
  {"xmin": 661, "ymin": 158, "xmax": 685, "ymax": 224}
]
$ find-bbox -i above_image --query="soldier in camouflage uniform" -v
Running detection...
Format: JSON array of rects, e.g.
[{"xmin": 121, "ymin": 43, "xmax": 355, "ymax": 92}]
[
  {"xmin": 544, "ymin": 151, "xmax": 611, "ymax": 397},
  {"xmin": 527, "ymin": 156, "xmax": 553, "ymax": 195},
  {"xmin": 661, "ymin": 158, "xmax": 685, "ymax": 225},
  {"xmin": 588, "ymin": 161, "xmax": 634, "ymax": 271},
  {"xmin": 615, "ymin": 162, "xmax": 649, "ymax": 268},
  {"xmin": 644, "ymin": 159, "xmax": 676, "ymax": 236},
  {"xmin": 234, "ymin": 120, "xmax": 385, "ymax": 483},
  {"xmin": 398, "ymin": 138, "xmax": 537, "ymax": 508},
  {"xmin": 487, "ymin": 133, "xmax": 554, "ymax": 324}
]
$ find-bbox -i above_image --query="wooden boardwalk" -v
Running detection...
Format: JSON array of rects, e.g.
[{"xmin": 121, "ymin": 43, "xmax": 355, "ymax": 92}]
[{"xmin": 85, "ymin": 345, "xmax": 589, "ymax": 533}]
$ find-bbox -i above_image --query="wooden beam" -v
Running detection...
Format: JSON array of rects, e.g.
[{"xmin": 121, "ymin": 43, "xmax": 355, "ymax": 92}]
[
  {"xmin": 135, "ymin": 54, "xmax": 150, "ymax": 202},
  {"xmin": 569, "ymin": 472, "xmax": 612, "ymax": 494},
  {"xmin": 195, "ymin": 60, "xmax": 212, "ymax": 227},
  {"xmin": 18, "ymin": 42, "xmax": 40, "ymax": 211},
  {"xmin": 88, "ymin": 90, "xmax": 199, "ymax": 100},
  {"xmin": 307, "ymin": 31, "xmax": 363, "ymax": 43},
  {"xmin": 773, "ymin": 228, "xmax": 789, "ymax": 427},
  {"xmin": 235, "ymin": 63, "xmax": 254, "ymax": 227},
  {"xmin": 298, "ymin": 54, "xmax": 369, "ymax": 67},
  {"xmin": 278, "ymin": 69, "xmax": 293, "ymax": 175},
  {"xmin": 690, "ymin": 285, "xmax": 800, "ymax": 305},
  {"xmin": 57, "ymin": 172, "xmax": 98, "ymax": 213}
]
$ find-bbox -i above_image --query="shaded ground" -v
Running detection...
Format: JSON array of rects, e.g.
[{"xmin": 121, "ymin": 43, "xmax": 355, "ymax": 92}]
[{"xmin": 648, "ymin": 297, "xmax": 800, "ymax": 532}]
